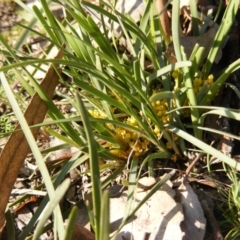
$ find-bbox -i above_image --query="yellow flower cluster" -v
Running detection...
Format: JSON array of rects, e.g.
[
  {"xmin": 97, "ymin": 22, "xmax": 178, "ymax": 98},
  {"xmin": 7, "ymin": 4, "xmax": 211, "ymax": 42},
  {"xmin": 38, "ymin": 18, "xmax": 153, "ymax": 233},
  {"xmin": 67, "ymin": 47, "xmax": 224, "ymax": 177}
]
[
  {"xmin": 171, "ymin": 70, "xmax": 214, "ymax": 117},
  {"xmin": 150, "ymin": 97, "xmax": 179, "ymax": 155},
  {"xmin": 89, "ymin": 109, "xmax": 150, "ymax": 158},
  {"xmin": 89, "ymin": 109, "xmax": 114, "ymax": 130},
  {"xmin": 112, "ymin": 116, "xmax": 150, "ymax": 158},
  {"xmin": 88, "ymin": 109, "xmax": 105, "ymax": 118},
  {"xmin": 172, "ymin": 68, "xmax": 214, "ymax": 94},
  {"xmin": 193, "ymin": 74, "xmax": 214, "ymax": 94},
  {"xmin": 151, "ymin": 100, "xmax": 170, "ymax": 125}
]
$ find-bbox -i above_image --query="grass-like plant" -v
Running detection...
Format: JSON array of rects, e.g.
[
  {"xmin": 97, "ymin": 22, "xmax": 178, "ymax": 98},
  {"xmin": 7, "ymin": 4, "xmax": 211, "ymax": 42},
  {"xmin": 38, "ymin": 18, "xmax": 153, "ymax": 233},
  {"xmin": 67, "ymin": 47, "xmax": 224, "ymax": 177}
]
[
  {"xmin": 0, "ymin": 0, "xmax": 240, "ymax": 239},
  {"xmin": 220, "ymin": 164, "xmax": 240, "ymax": 240}
]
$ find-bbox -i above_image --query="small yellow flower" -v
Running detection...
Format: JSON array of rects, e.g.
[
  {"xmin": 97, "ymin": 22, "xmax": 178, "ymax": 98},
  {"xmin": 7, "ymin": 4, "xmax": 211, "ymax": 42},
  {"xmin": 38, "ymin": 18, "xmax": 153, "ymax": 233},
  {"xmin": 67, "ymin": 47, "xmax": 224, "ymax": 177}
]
[
  {"xmin": 125, "ymin": 133, "xmax": 131, "ymax": 140},
  {"xmin": 162, "ymin": 116, "xmax": 169, "ymax": 124},
  {"xmin": 203, "ymin": 80, "xmax": 208, "ymax": 85},
  {"xmin": 171, "ymin": 154, "xmax": 178, "ymax": 162},
  {"xmin": 174, "ymin": 87, "xmax": 180, "ymax": 91},
  {"xmin": 166, "ymin": 142, "xmax": 172, "ymax": 149},
  {"xmin": 158, "ymin": 105, "xmax": 165, "ymax": 111},
  {"xmin": 172, "ymin": 69, "xmax": 179, "ymax": 79},
  {"xmin": 208, "ymin": 74, "xmax": 214, "ymax": 85},
  {"xmin": 163, "ymin": 101, "xmax": 168, "ymax": 108},
  {"xmin": 154, "ymin": 126, "xmax": 160, "ymax": 135},
  {"xmin": 127, "ymin": 116, "xmax": 137, "ymax": 125},
  {"xmin": 193, "ymin": 78, "xmax": 202, "ymax": 87},
  {"xmin": 173, "ymin": 134, "xmax": 178, "ymax": 141}
]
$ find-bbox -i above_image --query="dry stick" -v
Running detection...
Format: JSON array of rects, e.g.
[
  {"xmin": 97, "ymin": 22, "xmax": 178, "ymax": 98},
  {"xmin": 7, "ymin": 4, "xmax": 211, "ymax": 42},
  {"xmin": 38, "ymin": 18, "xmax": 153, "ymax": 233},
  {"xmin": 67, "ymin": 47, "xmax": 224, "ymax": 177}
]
[
  {"xmin": 185, "ymin": 153, "xmax": 203, "ymax": 176},
  {"xmin": 156, "ymin": 0, "xmax": 171, "ymax": 44}
]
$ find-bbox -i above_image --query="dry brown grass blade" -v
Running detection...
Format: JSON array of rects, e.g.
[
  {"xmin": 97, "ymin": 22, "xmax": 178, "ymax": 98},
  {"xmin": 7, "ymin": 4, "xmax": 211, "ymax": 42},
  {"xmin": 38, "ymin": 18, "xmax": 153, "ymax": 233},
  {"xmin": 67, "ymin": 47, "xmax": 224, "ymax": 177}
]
[
  {"xmin": 0, "ymin": 45, "xmax": 65, "ymax": 234},
  {"xmin": 156, "ymin": 0, "xmax": 171, "ymax": 44}
]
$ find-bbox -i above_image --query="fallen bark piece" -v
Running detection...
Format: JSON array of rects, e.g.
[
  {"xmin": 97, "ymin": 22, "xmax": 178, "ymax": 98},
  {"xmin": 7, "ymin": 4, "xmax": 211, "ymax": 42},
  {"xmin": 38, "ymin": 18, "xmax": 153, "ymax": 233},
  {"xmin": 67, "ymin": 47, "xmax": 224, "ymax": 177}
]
[{"xmin": 0, "ymin": 46, "xmax": 64, "ymax": 234}]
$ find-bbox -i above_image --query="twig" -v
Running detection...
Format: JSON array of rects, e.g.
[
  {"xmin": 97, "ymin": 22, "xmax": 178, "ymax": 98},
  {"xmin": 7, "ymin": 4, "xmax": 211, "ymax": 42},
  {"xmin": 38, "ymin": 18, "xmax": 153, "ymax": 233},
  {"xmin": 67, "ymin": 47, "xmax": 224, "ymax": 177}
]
[{"xmin": 185, "ymin": 153, "xmax": 203, "ymax": 176}]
